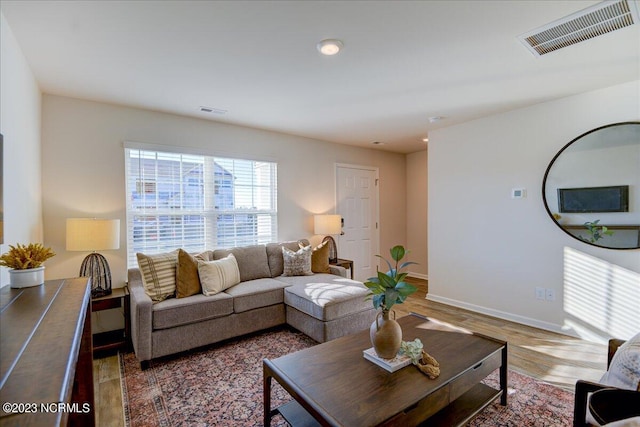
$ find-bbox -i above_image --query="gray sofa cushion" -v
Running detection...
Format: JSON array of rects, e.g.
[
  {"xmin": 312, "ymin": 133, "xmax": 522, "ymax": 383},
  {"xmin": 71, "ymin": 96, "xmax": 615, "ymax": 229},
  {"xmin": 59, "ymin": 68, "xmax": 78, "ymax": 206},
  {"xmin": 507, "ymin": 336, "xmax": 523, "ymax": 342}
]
[
  {"xmin": 213, "ymin": 244, "xmax": 271, "ymax": 282},
  {"xmin": 276, "ymin": 273, "xmax": 345, "ymax": 287},
  {"xmin": 266, "ymin": 240, "xmax": 307, "ymax": 277},
  {"xmin": 223, "ymin": 278, "xmax": 290, "ymax": 313},
  {"xmin": 152, "ymin": 292, "xmax": 234, "ymax": 330},
  {"xmin": 283, "ymin": 274, "xmax": 372, "ymax": 322}
]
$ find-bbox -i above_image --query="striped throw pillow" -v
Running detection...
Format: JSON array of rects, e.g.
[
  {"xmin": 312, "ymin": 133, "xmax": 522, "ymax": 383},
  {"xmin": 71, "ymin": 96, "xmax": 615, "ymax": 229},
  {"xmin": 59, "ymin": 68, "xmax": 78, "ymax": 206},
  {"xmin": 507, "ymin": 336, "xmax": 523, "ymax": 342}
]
[
  {"xmin": 137, "ymin": 250, "xmax": 179, "ymax": 302},
  {"xmin": 197, "ymin": 254, "xmax": 241, "ymax": 296}
]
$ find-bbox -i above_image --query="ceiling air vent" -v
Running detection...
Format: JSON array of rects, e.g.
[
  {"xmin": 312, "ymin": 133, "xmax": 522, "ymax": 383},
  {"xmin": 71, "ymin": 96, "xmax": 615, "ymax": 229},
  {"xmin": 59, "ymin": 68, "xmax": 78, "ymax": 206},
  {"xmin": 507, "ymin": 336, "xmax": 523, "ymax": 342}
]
[{"xmin": 518, "ymin": 0, "xmax": 640, "ymax": 56}]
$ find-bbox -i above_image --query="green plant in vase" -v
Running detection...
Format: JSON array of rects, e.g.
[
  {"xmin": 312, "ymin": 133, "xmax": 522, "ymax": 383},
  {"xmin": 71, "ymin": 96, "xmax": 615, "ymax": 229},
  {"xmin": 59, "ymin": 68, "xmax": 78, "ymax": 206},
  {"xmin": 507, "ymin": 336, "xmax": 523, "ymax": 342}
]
[
  {"xmin": 364, "ymin": 245, "xmax": 418, "ymax": 359},
  {"xmin": 365, "ymin": 245, "xmax": 418, "ymax": 312}
]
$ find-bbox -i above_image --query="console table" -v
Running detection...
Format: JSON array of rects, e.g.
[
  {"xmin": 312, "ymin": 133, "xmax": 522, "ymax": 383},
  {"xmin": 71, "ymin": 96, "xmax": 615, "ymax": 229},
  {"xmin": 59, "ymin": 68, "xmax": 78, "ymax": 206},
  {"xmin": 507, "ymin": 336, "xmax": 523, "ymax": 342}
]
[{"xmin": 0, "ymin": 278, "xmax": 95, "ymax": 426}]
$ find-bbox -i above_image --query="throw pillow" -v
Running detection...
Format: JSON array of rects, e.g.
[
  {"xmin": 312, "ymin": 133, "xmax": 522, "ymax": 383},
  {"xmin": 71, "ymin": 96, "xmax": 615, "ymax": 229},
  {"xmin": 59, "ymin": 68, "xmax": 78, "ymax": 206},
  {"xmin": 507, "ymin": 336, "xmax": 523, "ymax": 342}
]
[
  {"xmin": 137, "ymin": 250, "xmax": 179, "ymax": 302},
  {"xmin": 311, "ymin": 240, "xmax": 331, "ymax": 274},
  {"xmin": 176, "ymin": 249, "xmax": 212, "ymax": 298},
  {"xmin": 266, "ymin": 240, "xmax": 310, "ymax": 277},
  {"xmin": 198, "ymin": 254, "xmax": 241, "ymax": 296},
  {"xmin": 212, "ymin": 245, "xmax": 271, "ymax": 282},
  {"xmin": 599, "ymin": 332, "xmax": 640, "ymax": 391},
  {"xmin": 282, "ymin": 245, "xmax": 313, "ymax": 276}
]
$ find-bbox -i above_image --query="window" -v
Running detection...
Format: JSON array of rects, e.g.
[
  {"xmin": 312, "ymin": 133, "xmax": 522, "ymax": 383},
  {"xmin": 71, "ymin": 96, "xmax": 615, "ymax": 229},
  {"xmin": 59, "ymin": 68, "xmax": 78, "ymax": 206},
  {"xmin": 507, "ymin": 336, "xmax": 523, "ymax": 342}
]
[{"xmin": 125, "ymin": 148, "xmax": 277, "ymax": 267}]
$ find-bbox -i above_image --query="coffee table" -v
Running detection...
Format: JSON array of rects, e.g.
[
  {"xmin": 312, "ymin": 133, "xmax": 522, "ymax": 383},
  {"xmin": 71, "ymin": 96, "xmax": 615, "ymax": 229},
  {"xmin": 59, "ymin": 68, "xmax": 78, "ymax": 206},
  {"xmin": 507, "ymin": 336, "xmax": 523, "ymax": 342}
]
[{"xmin": 263, "ymin": 313, "xmax": 507, "ymax": 426}]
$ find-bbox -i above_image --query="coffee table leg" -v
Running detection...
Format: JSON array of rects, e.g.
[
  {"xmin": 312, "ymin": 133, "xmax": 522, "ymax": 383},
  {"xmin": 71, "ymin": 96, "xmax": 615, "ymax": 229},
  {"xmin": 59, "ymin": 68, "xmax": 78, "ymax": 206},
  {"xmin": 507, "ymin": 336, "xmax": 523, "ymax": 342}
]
[
  {"xmin": 264, "ymin": 369, "xmax": 272, "ymax": 426},
  {"xmin": 500, "ymin": 344, "xmax": 508, "ymax": 406}
]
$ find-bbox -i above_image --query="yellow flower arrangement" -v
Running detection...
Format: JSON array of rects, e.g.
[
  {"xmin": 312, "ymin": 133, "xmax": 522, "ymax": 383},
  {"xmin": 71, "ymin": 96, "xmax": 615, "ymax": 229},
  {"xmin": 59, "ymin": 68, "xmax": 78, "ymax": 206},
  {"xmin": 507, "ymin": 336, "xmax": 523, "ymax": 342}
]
[{"xmin": 0, "ymin": 243, "xmax": 56, "ymax": 270}]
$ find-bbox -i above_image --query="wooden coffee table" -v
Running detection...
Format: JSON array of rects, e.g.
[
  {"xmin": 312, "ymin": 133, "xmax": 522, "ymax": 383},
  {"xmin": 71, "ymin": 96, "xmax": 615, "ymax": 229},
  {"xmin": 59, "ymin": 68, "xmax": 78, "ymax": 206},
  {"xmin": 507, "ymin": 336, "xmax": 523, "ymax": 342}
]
[{"xmin": 264, "ymin": 313, "xmax": 507, "ymax": 427}]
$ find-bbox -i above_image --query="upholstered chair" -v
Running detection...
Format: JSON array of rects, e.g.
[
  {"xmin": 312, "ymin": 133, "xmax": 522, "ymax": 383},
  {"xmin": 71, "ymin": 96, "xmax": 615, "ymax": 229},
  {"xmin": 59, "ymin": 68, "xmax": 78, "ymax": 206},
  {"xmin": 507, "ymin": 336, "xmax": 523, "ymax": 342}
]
[{"xmin": 573, "ymin": 334, "xmax": 640, "ymax": 427}]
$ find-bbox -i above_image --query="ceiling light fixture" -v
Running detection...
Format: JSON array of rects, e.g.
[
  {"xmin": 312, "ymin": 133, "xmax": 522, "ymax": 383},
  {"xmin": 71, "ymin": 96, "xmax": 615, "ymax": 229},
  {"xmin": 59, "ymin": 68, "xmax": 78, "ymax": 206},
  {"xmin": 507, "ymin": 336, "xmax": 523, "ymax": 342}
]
[
  {"xmin": 317, "ymin": 39, "xmax": 343, "ymax": 56},
  {"xmin": 428, "ymin": 116, "xmax": 444, "ymax": 123}
]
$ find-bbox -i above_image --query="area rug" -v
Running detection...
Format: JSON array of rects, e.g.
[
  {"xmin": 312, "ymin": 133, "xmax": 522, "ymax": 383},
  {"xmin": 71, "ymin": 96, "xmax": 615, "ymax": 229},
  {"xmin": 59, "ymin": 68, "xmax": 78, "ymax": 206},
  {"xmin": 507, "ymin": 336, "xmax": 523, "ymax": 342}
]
[{"xmin": 120, "ymin": 326, "xmax": 574, "ymax": 426}]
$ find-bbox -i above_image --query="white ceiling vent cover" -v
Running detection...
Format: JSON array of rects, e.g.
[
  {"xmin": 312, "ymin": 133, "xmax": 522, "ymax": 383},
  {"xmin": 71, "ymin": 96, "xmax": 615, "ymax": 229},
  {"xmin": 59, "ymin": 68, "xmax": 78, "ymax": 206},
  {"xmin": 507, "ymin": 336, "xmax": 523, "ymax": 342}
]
[{"xmin": 518, "ymin": 0, "xmax": 640, "ymax": 56}]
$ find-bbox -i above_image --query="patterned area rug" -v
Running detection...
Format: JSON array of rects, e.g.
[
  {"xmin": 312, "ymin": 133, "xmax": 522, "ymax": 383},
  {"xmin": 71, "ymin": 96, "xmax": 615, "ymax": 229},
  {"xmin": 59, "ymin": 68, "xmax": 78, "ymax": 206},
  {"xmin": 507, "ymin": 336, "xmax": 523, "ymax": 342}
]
[{"xmin": 120, "ymin": 326, "xmax": 574, "ymax": 426}]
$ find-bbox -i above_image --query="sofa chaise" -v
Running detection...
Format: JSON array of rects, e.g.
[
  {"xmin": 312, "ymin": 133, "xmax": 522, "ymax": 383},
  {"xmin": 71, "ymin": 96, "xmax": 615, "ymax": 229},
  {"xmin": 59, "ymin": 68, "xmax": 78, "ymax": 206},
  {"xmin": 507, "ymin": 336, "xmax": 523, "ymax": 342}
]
[{"xmin": 128, "ymin": 240, "xmax": 376, "ymax": 368}]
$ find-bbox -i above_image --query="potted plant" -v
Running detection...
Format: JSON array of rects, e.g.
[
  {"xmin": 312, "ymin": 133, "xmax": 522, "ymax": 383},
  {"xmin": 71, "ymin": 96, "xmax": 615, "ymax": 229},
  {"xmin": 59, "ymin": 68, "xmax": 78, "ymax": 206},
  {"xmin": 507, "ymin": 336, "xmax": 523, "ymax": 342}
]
[
  {"xmin": 364, "ymin": 245, "xmax": 417, "ymax": 359},
  {"xmin": 0, "ymin": 243, "xmax": 56, "ymax": 288}
]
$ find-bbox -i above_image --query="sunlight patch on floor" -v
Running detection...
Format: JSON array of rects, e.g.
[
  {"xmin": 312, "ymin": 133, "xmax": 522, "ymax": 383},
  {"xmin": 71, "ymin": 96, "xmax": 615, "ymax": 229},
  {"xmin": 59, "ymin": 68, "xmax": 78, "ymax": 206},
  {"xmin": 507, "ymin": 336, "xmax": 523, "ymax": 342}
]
[{"xmin": 519, "ymin": 343, "xmax": 605, "ymax": 363}]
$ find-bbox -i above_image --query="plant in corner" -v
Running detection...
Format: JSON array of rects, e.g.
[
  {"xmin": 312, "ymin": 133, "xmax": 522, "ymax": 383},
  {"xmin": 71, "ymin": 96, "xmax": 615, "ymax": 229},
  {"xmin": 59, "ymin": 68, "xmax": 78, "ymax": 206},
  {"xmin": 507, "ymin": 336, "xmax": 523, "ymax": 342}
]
[
  {"xmin": 364, "ymin": 245, "xmax": 418, "ymax": 359},
  {"xmin": 0, "ymin": 243, "xmax": 55, "ymax": 288}
]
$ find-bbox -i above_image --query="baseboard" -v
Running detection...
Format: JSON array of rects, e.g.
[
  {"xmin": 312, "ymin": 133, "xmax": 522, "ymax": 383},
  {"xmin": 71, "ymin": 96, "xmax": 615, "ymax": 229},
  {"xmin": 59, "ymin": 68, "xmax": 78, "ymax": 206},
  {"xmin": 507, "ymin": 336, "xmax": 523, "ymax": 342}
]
[
  {"xmin": 408, "ymin": 272, "xmax": 428, "ymax": 280},
  {"xmin": 426, "ymin": 293, "xmax": 577, "ymax": 338}
]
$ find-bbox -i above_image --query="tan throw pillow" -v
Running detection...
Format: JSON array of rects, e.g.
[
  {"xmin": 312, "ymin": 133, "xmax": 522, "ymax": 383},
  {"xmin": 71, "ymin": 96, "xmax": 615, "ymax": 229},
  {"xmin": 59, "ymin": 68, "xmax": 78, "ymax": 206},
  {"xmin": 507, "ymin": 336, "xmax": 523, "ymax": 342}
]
[
  {"xmin": 198, "ymin": 254, "xmax": 241, "ymax": 296},
  {"xmin": 282, "ymin": 245, "xmax": 313, "ymax": 276},
  {"xmin": 311, "ymin": 241, "xmax": 331, "ymax": 273},
  {"xmin": 176, "ymin": 249, "xmax": 212, "ymax": 298},
  {"xmin": 137, "ymin": 250, "xmax": 179, "ymax": 302}
]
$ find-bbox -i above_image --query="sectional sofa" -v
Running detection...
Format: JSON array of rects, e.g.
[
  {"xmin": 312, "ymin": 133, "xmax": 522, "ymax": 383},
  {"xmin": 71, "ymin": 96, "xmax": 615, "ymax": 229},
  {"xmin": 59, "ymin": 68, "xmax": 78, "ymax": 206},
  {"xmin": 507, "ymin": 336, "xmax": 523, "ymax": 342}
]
[{"xmin": 128, "ymin": 240, "xmax": 376, "ymax": 368}]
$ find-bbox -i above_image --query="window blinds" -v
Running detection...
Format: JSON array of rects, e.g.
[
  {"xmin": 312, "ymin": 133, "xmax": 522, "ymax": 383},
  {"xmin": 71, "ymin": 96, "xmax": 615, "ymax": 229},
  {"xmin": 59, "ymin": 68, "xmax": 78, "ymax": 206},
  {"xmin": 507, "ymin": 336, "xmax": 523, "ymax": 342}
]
[{"xmin": 124, "ymin": 148, "xmax": 277, "ymax": 268}]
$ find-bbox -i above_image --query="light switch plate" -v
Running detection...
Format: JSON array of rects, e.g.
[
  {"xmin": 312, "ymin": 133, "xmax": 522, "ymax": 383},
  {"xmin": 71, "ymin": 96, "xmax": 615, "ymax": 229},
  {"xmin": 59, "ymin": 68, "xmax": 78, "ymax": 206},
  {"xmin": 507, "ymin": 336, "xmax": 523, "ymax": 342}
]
[{"xmin": 512, "ymin": 188, "xmax": 526, "ymax": 199}]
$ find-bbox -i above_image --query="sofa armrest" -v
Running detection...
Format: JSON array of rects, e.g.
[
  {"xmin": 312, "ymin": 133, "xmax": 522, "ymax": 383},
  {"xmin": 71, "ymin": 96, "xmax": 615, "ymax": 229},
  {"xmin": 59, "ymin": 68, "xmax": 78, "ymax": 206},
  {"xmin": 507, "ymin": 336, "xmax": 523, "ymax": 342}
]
[
  {"xmin": 329, "ymin": 265, "xmax": 347, "ymax": 278},
  {"xmin": 128, "ymin": 268, "xmax": 153, "ymax": 366}
]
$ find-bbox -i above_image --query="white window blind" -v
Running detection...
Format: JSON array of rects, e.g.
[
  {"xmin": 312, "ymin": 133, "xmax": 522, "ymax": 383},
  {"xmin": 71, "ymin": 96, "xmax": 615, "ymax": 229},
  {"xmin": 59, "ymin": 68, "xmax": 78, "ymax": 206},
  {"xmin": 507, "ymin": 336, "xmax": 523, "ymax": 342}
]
[{"xmin": 124, "ymin": 148, "xmax": 277, "ymax": 267}]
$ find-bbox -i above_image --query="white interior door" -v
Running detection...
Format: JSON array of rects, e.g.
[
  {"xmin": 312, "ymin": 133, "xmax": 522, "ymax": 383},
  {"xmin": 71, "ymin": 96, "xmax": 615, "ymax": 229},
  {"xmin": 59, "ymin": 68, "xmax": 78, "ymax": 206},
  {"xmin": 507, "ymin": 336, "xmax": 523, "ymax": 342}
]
[{"xmin": 336, "ymin": 165, "xmax": 379, "ymax": 282}]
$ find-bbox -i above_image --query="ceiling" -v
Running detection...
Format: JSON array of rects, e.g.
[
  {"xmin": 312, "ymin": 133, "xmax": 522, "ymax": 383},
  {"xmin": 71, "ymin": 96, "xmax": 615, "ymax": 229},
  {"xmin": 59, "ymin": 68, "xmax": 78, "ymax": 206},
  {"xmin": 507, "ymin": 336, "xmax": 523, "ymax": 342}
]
[{"xmin": 1, "ymin": 1, "xmax": 639, "ymax": 154}]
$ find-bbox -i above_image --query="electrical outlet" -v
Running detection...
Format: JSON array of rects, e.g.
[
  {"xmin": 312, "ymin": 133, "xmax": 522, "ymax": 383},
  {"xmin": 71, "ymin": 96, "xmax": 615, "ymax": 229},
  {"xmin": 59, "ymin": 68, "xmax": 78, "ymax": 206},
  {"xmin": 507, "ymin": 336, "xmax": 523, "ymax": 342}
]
[
  {"xmin": 535, "ymin": 287, "xmax": 545, "ymax": 300},
  {"xmin": 545, "ymin": 288, "xmax": 556, "ymax": 301}
]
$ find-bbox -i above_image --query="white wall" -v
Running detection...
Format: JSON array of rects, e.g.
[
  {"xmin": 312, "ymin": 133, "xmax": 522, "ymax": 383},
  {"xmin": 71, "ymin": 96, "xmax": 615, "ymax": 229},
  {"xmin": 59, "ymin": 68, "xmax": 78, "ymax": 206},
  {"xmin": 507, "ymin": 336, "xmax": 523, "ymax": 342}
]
[
  {"xmin": 406, "ymin": 150, "xmax": 428, "ymax": 278},
  {"xmin": 428, "ymin": 80, "xmax": 640, "ymax": 341},
  {"xmin": 0, "ymin": 13, "xmax": 43, "ymax": 287},
  {"xmin": 41, "ymin": 95, "xmax": 407, "ymax": 288}
]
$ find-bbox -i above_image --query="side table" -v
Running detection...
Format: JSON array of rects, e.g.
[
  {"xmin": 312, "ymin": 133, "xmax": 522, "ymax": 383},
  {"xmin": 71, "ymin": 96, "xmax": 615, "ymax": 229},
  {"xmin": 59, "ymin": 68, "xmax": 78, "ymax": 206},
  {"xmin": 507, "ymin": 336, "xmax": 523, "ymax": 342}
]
[
  {"xmin": 91, "ymin": 286, "xmax": 131, "ymax": 354},
  {"xmin": 330, "ymin": 258, "xmax": 354, "ymax": 279}
]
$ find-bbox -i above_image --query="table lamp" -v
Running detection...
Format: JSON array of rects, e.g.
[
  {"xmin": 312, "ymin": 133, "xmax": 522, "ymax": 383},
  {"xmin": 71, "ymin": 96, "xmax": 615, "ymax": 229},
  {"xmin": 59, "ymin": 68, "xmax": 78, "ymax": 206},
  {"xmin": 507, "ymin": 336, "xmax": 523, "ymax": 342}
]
[
  {"xmin": 66, "ymin": 218, "xmax": 120, "ymax": 297},
  {"xmin": 314, "ymin": 214, "xmax": 342, "ymax": 263}
]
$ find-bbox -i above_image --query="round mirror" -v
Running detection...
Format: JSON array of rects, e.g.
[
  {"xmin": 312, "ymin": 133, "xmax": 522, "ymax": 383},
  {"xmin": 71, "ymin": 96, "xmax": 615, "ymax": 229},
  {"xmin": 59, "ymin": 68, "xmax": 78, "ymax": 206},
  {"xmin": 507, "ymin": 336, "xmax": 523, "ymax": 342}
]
[{"xmin": 543, "ymin": 122, "xmax": 640, "ymax": 250}]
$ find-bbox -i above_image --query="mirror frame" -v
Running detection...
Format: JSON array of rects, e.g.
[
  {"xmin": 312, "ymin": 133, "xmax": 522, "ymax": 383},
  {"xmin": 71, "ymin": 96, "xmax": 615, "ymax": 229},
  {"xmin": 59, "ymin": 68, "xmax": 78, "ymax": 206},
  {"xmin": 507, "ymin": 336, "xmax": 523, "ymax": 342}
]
[{"xmin": 542, "ymin": 121, "xmax": 640, "ymax": 250}]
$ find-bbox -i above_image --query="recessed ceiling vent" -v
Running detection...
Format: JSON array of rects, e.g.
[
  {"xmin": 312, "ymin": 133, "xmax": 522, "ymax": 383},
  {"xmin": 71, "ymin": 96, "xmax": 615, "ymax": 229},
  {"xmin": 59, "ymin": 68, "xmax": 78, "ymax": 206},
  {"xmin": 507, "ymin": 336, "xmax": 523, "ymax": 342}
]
[{"xmin": 518, "ymin": 0, "xmax": 639, "ymax": 56}]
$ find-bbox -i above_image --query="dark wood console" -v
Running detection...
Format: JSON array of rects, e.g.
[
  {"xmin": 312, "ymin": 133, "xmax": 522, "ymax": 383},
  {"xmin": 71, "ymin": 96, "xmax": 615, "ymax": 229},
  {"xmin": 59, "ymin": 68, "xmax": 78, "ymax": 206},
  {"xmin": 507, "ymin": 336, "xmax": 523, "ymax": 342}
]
[{"xmin": 0, "ymin": 278, "xmax": 95, "ymax": 426}]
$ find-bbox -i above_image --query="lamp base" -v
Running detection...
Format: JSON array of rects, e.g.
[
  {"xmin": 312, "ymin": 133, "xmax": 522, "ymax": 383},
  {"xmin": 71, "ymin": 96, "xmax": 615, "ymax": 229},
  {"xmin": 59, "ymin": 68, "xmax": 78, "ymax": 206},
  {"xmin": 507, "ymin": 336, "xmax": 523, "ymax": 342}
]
[
  {"xmin": 322, "ymin": 236, "xmax": 338, "ymax": 264},
  {"xmin": 80, "ymin": 252, "xmax": 112, "ymax": 298}
]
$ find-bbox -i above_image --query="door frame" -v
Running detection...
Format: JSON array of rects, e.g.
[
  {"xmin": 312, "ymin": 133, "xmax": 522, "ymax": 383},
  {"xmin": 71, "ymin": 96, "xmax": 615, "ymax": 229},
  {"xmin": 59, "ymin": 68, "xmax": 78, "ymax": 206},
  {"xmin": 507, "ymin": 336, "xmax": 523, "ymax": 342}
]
[{"xmin": 334, "ymin": 163, "xmax": 381, "ymax": 277}]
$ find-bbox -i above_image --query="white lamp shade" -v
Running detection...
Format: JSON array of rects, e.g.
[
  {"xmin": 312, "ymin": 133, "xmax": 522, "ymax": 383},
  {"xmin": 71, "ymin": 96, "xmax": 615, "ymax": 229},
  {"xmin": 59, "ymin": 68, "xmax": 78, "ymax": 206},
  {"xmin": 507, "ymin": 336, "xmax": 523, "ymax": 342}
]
[
  {"xmin": 314, "ymin": 215, "xmax": 342, "ymax": 235},
  {"xmin": 66, "ymin": 218, "xmax": 120, "ymax": 251}
]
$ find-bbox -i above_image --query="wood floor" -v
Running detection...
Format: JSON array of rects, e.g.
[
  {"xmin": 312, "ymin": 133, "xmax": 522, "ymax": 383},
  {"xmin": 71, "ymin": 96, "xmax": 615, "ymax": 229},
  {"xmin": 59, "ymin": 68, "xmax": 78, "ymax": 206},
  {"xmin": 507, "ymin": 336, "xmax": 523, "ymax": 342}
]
[{"xmin": 93, "ymin": 278, "xmax": 607, "ymax": 425}]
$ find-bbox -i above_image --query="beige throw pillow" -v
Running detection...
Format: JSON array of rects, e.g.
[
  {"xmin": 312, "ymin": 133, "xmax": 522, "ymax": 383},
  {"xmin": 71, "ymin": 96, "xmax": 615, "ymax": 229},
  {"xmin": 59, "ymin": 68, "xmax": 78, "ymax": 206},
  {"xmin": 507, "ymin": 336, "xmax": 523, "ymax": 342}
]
[
  {"xmin": 282, "ymin": 245, "xmax": 313, "ymax": 276},
  {"xmin": 137, "ymin": 250, "xmax": 179, "ymax": 302},
  {"xmin": 198, "ymin": 254, "xmax": 241, "ymax": 296}
]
